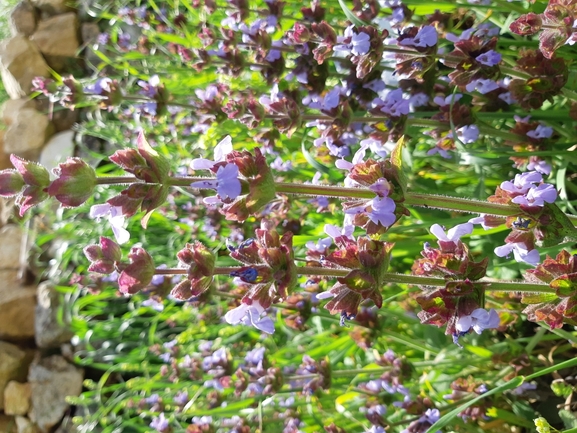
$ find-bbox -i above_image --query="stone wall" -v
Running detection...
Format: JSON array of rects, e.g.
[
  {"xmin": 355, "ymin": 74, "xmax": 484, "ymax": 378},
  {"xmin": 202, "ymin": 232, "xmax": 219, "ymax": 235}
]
[{"xmin": 0, "ymin": 0, "xmax": 94, "ymax": 431}]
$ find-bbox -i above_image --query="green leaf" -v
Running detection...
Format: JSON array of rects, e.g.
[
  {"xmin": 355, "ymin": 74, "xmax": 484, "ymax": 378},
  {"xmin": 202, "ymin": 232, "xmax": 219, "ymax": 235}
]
[
  {"xmin": 301, "ymin": 137, "xmax": 330, "ymax": 174},
  {"xmin": 551, "ymin": 275, "xmax": 577, "ymax": 296},
  {"xmin": 425, "ymin": 377, "xmax": 524, "ymax": 433},
  {"xmin": 464, "ymin": 345, "xmax": 493, "ymax": 358},
  {"xmin": 336, "ymin": 0, "xmax": 368, "ymax": 27},
  {"xmin": 559, "ymin": 410, "xmax": 577, "ymax": 430},
  {"xmin": 390, "ymin": 135, "xmax": 409, "ymax": 193}
]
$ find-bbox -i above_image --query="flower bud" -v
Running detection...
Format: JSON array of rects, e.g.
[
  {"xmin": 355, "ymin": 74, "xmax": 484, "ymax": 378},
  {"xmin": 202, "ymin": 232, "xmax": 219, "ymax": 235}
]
[
  {"xmin": 47, "ymin": 158, "xmax": 97, "ymax": 207},
  {"xmin": 118, "ymin": 247, "xmax": 155, "ymax": 294},
  {"xmin": 0, "ymin": 170, "xmax": 24, "ymax": 197}
]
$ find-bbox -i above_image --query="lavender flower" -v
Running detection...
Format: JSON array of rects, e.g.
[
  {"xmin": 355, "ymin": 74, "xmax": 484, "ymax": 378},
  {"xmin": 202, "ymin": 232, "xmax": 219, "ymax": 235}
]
[
  {"xmin": 430, "ymin": 222, "xmax": 473, "ymax": 245},
  {"xmin": 89, "ymin": 204, "xmax": 130, "ymax": 244},
  {"xmin": 475, "ymin": 49, "xmax": 501, "ymax": 66},
  {"xmin": 399, "ymin": 25, "xmax": 438, "ymax": 48},
  {"xmin": 494, "ymin": 242, "xmax": 540, "ymax": 265},
  {"xmin": 526, "ymin": 125, "xmax": 553, "ymax": 139},
  {"xmin": 345, "ymin": 196, "xmax": 397, "ymax": 228},
  {"xmin": 150, "ymin": 413, "xmax": 170, "ymax": 433},
  {"xmin": 456, "ymin": 308, "xmax": 500, "ymax": 334},
  {"xmin": 511, "ymin": 183, "xmax": 557, "ymax": 207},
  {"xmin": 191, "ymin": 163, "xmax": 242, "ymax": 201},
  {"xmin": 224, "ymin": 301, "xmax": 275, "ymax": 334},
  {"xmin": 500, "ymin": 171, "xmax": 543, "ymax": 195},
  {"xmin": 465, "ymin": 79, "xmax": 499, "ymax": 94}
]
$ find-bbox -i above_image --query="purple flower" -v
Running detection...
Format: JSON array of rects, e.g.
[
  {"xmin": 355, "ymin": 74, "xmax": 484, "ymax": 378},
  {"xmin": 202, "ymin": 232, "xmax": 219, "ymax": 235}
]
[
  {"xmin": 399, "ymin": 25, "xmax": 438, "ymax": 48},
  {"xmin": 494, "ymin": 242, "xmax": 540, "ymax": 265},
  {"xmin": 430, "ymin": 222, "xmax": 473, "ymax": 244},
  {"xmin": 324, "ymin": 223, "xmax": 355, "ymax": 244},
  {"xmin": 457, "ymin": 124, "xmax": 479, "ymax": 144},
  {"xmin": 84, "ymin": 78, "xmax": 112, "ymax": 95},
  {"xmin": 409, "ymin": 92, "xmax": 429, "ymax": 108},
  {"xmin": 191, "ymin": 163, "xmax": 241, "ymax": 201},
  {"xmin": 174, "ymin": 391, "xmax": 189, "ymax": 406},
  {"xmin": 351, "ymin": 32, "xmax": 371, "ymax": 55},
  {"xmin": 245, "ymin": 347, "xmax": 266, "ymax": 364},
  {"xmin": 224, "ymin": 301, "xmax": 275, "ymax": 334},
  {"xmin": 137, "ymin": 75, "xmax": 160, "ymax": 98},
  {"xmin": 270, "ymin": 156, "xmax": 292, "ymax": 172},
  {"xmin": 89, "ymin": 204, "xmax": 130, "ymax": 244},
  {"xmin": 500, "ymin": 171, "xmax": 543, "ymax": 195},
  {"xmin": 427, "ymin": 146, "xmax": 451, "ymax": 159},
  {"xmin": 527, "ymin": 159, "xmax": 551, "ymax": 175},
  {"xmin": 511, "ymin": 183, "xmax": 557, "ymax": 207},
  {"xmin": 526, "ymin": 125, "xmax": 553, "ymax": 139},
  {"xmin": 369, "ymin": 178, "xmax": 392, "ymax": 196},
  {"xmin": 433, "ymin": 94, "xmax": 462, "ymax": 107},
  {"xmin": 345, "ymin": 196, "xmax": 397, "ymax": 228},
  {"xmin": 475, "ymin": 49, "xmax": 501, "ymax": 66},
  {"xmin": 380, "ymin": 89, "xmax": 410, "ymax": 117},
  {"xmin": 150, "ymin": 413, "xmax": 170, "ymax": 433},
  {"xmin": 465, "ymin": 78, "xmax": 499, "ymax": 94},
  {"xmin": 190, "ymin": 136, "xmax": 233, "ymax": 170},
  {"xmin": 306, "ymin": 237, "xmax": 332, "ymax": 252},
  {"xmin": 456, "ymin": 308, "xmax": 500, "ymax": 334}
]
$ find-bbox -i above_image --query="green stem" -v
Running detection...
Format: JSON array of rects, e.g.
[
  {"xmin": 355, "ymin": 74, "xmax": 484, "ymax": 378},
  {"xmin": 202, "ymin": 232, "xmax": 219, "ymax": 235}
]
[
  {"xmin": 154, "ymin": 267, "xmax": 555, "ymax": 293},
  {"xmin": 94, "ymin": 176, "xmax": 577, "ymax": 224}
]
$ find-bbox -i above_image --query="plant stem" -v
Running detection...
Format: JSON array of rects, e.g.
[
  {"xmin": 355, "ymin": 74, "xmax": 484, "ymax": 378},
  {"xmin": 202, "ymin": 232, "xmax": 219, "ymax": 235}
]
[{"xmin": 153, "ymin": 267, "xmax": 555, "ymax": 293}]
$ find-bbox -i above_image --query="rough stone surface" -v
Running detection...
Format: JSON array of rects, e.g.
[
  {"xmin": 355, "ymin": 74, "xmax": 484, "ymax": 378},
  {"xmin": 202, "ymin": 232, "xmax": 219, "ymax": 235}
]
[
  {"xmin": 39, "ymin": 131, "xmax": 75, "ymax": 174},
  {"xmin": 0, "ymin": 99, "xmax": 35, "ymax": 127},
  {"xmin": 30, "ymin": 0, "xmax": 71, "ymax": 15},
  {"xmin": 0, "ymin": 35, "xmax": 50, "ymax": 99},
  {"xmin": 35, "ymin": 282, "xmax": 74, "ymax": 348},
  {"xmin": 0, "ymin": 131, "xmax": 10, "ymax": 171},
  {"xmin": 0, "ymin": 198, "xmax": 15, "ymax": 228},
  {"xmin": 28, "ymin": 356, "xmax": 83, "ymax": 433},
  {"xmin": 0, "ymin": 415, "xmax": 17, "ymax": 433},
  {"xmin": 0, "ymin": 341, "xmax": 26, "ymax": 410},
  {"xmin": 0, "ymin": 272, "xmax": 36, "ymax": 340},
  {"xmin": 0, "ymin": 225, "xmax": 23, "ymax": 270},
  {"xmin": 30, "ymin": 13, "xmax": 79, "ymax": 71},
  {"xmin": 3, "ymin": 108, "xmax": 53, "ymax": 159},
  {"xmin": 15, "ymin": 417, "xmax": 37, "ymax": 433},
  {"xmin": 4, "ymin": 382, "xmax": 31, "ymax": 416},
  {"xmin": 9, "ymin": 1, "xmax": 38, "ymax": 37}
]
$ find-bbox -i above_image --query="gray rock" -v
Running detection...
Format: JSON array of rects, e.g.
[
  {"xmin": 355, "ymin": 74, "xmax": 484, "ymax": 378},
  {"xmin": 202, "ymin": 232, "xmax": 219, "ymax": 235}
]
[
  {"xmin": 28, "ymin": 356, "xmax": 83, "ymax": 433},
  {"xmin": 0, "ymin": 35, "xmax": 50, "ymax": 99},
  {"xmin": 0, "ymin": 341, "xmax": 26, "ymax": 410},
  {"xmin": 15, "ymin": 416, "xmax": 38, "ymax": 433},
  {"xmin": 35, "ymin": 282, "xmax": 73, "ymax": 348},
  {"xmin": 9, "ymin": 1, "xmax": 38, "ymax": 37}
]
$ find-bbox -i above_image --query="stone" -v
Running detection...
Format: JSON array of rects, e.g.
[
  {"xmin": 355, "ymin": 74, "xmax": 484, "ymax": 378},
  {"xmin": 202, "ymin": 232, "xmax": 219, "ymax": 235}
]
[
  {"xmin": 0, "ymin": 415, "xmax": 17, "ymax": 433},
  {"xmin": 0, "ymin": 225, "xmax": 23, "ymax": 270},
  {"xmin": 30, "ymin": 0, "xmax": 71, "ymax": 16},
  {"xmin": 35, "ymin": 281, "xmax": 74, "ymax": 348},
  {"xmin": 0, "ymin": 198, "xmax": 15, "ymax": 228},
  {"xmin": 39, "ymin": 131, "xmax": 75, "ymax": 174},
  {"xmin": 30, "ymin": 13, "xmax": 79, "ymax": 71},
  {"xmin": 9, "ymin": 1, "xmax": 38, "ymax": 37},
  {"xmin": 0, "ymin": 272, "xmax": 36, "ymax": 340},
  {"xmin": 0, "ymin": 131, "xmax": 11, "ymax": 171},
  {"xmin": 0, "ymin": 35, "xmax": 50, "ymax": 99},
  {"xmin": 0, "ymin": 99, "xmax": 35, "ymax": 127},
  {"xmin": 4, "ymin": 382, "xmax": 31, "ymax": 416},
  {"xmin": 14, "ymin": 417, "xmax": 37, "ymax": 433},
  {"xmin": 0, "ymin": 341, "xmax": 26, "ymax": 410},
  {"xmin": 3, "ymin": 108, "xmax": 53, "ymax": 159},
  {"xmin": 28, "ymin": 356, "xmax": 83, "ymax": 433}
]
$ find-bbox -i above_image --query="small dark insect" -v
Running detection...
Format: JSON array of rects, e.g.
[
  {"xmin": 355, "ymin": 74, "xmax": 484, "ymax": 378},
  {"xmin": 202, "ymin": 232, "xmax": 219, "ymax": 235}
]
[
  {"xmin": 512, "ymin": 217, "xmax": 531, "ymax": 229},
  {"xmin": 340, "ymin": 311, "xmax": 356, "ymax": 327}
]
